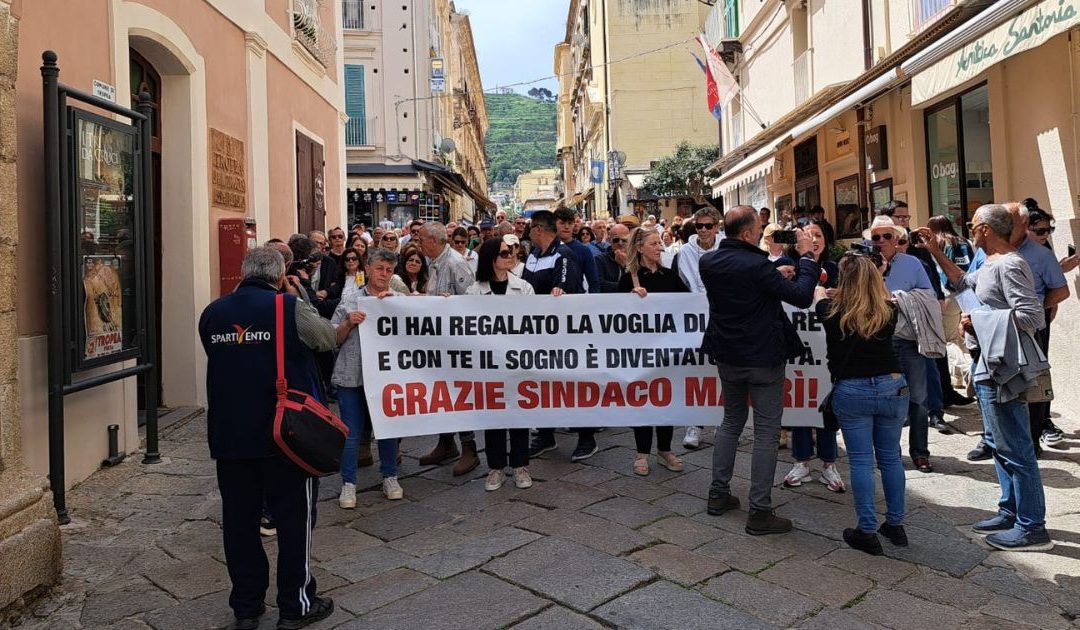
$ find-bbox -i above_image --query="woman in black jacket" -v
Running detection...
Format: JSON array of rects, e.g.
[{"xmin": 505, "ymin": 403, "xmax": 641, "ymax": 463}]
[{"xmin": 618, "ymin": 227, "xmax": 688, "ymax": 476}]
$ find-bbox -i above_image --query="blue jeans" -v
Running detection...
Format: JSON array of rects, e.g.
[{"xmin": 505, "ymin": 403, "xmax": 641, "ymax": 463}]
[
  {"xmin": 791, "ymin": 428, "xmax": 837, "ymax": 463},
  {"xmin": 974, "ymin": 381, "xmax": 1047, "ymax": 532},
  {"xmin": 892, "ymin": 338, "xmax": 929, "ymax": 460},
  {"xmin": 339, "ymin": 387, "xmax": 398, "ymax": 482},
  {"xmin": 833, "ymin": 375, "xmax": 909, "ymax": 534},
  {"xmin": 925, "ymin": 357, "xmax": 943, "ymax": 417}
]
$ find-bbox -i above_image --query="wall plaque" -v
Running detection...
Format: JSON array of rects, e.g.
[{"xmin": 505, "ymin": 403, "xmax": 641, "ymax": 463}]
[
  {"xmin": 866, "ymin": 125, "xmax": 888, "ymax": 171},
  {"xmin": 210, "ymin": 128, "xmax": 247, "ymax": 211}
]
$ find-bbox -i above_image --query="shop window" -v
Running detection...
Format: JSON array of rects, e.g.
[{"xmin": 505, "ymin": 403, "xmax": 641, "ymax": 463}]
[{"xmin": 925, "ymin": 84, "xmax": 991, "ymax": 237}]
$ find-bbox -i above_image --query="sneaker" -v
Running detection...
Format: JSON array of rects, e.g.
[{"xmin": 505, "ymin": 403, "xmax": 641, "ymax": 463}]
[
  {"xmin": 259, "ymin": 515, "xmax": 276, "ymax": 537},
  {"xmin": 820, "ymin": 464, "xmax": 846, "ymax": 493},
  {"xmin": 746, "ymin": 510, "xmax": 793, "ymax": 536},
  {"xmin": 985, "ymin": 526, "xmax": 1054, "ymax": 552},
  {"xmin": 528, "ymin": 435, "xmax": 557, "ymax": 458},
  {"xmin": 928, "ymin": 415, "xmax": 953, "ymax": 434},
  {"xmin": 233, "ymin": 605, "xmax": 265, "ymax": 630},
  {"xmin": 338, "ymin": 482, "xmax": 357, "ymax": 509},
  {"xmin": 570, "ymin": 440, "xmax": 599, "ymax": 462},
  {"xmin": 382, "ymin": 476, "xmax": 404, "ymax": 501},
  {"xmin": 844, "ymin": 528, "xmax": 884, "ymax": 556},
  {"xmin": 706, "ymin": 493, "xmax": 740, "ymax": 516},
  {"xmin": 1042, "ymin": 422, "xmax": 1065, "ymax": 445},
  {"xmin": 277, "ymin": 596, "xmax": 334, "ymax": 629},
  {"xmin": 878, "ymin": 522, "xmax": 908, "ymax": 546},
  {"xmin": 967, "ymin": 440, "xmax": 993, "ymax": 461},
  {"xmin": 783, "ymin": 461, "xmax": 812, "ymax": 487},
  {"xmin": 683, "ymin": 426, "xmax": 701, "ymax": 449},
  {"xmin": 972, "ymin": 513, "xmax": 1015, "ymax": 534},
  {"xmin": 513, "ymin": 467, "xmax": 533, "ymax": 489},
  {"xmin": 484, "ymin": 470, "xmax": 506, "ymax": 491}
]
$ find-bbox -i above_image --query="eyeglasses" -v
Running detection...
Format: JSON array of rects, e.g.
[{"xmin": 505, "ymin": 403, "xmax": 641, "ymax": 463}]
[
  {"xmin": 329, "ymin": 234, "xmax": 345, "ymax": 240},
  {"xmin": 344, "ymin": 256, "xmax": 359, "ymax": 262},
  {"xmin": 967, "ymin": 221, "xmax": 982, "ymax": 233},
  {"xmin": 1030, "ymin": 226, "xmax": 1055, "ymax": 236},
  {"xmin": 893, "ymin": 214, "xmax": 911, "ymax": 222},
  {"xmin": 382, "ymin": 235, "xmax": 398, "ymax": 241},
  {"xmin": 897, "ymin": 239, "xmax": 908, "ymax": 246},
  {"xmin": 610, "ymin": 237, "xmax": 627, "ymax": 244},
  {"xmin": 695, "ymin": 222, "xmax": 716, "ymax": 230},
  {"xmin": 453, "ymin": 239, "xmax": 467, "ymax": 245},
  {"xmin": 870, "ymin": 233, "xmax": 894, "ymax": 242},
  {"xmin": 497, "ymin": 249, "xmax": 515, "ymax": 259}
]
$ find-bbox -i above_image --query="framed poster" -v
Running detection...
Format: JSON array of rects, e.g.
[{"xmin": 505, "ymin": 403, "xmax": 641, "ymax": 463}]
[
  {"xmin": 870, "ymin": 178, "xmax": 894, "ymax": 214},
  {"xmin": 833, "ymin": 174, "xmax": 863, "ymax": 239},
  {"xmin": 70, "ymin": 109, "xmax": 142, "ymax": 369}
]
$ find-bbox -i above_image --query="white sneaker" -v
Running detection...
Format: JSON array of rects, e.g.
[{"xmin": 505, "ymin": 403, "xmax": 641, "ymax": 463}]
[
  {"xmin": 783, "ymin": 461, "xmax": 812, "ymax": 487},
  {"xmin": 513, "ymin": 467, "xmax": 533, "ymax": 489},
  {"xmin": 485, "ymin": 470, "xmax": 506, "ymax": 491},
  {"xmin": 820, "ymin": 465, "xmax": 846, "ymax": 493},
  {"xmin": 338, "ymin": 482, "xmax": 357, "ymax": 509},
  {"xmin": 382, "ymin": 476, "xmax": 404, "ymax": 500},
  {"xmin": 683, "ymin": 426, "xmax": 701, "ymax": 449}
]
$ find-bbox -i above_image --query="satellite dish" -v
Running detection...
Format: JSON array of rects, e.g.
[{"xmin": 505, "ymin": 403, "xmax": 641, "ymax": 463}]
[{"xmin": 439, "ymin": 138, "xmax": 457, "ymax": 153}]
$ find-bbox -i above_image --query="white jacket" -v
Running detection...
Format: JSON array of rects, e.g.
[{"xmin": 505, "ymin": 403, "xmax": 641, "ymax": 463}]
[
  {"xmin": 677, "ymin": 234, "xmax": 721, "ymax": 293},
  {"xmin": 465, "ymin": 274, "xmax": 536, "ymax": 295}
]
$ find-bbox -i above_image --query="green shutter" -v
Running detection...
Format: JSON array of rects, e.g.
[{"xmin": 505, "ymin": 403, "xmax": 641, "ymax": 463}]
[{"xmin": 345, "ymin": 64, "xmax": 366, "ymax": 145}]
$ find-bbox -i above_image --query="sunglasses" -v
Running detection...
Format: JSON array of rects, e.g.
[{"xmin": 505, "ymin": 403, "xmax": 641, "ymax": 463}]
[
  {"xmin": 870, "ymin": 233, "xmax": 894, "ymax": 241},
  {"xmin": 497, "ymin": 249, "xmax": 515, "ymax": 259},
  {"xmin": 344, "ymin": 256, "xmax": 359, "ymax": 262},
  {"xmin": 382, "ymin": 235, "xmax": 398, "ymax": 241},
  {"xmin": 898, "ymin": 239, "xmax": 908, "ymax": 246},
  {"xmin": 610, "ymin": 237, "xmax": 627, "ymax": 244},
  {"xmin": 695, "ymin": 222, "xmax": 716, "ymax": 230},
  {"xmin": 1030, "ymin": 226, "xmax": 1055, "ymax": 236},
  {"xmin": 329, "ymin": 234, "xmax": 345, "ymax": 240},
  {"xmin": 453, "ymin": 239, "xmax": 467, "ymax": 245}
]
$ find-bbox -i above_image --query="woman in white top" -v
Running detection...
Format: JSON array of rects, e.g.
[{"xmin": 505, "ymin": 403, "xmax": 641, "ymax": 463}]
[
  {"xmin": 450, "ymin": 226, "xmax": 479, "ymax": 273},
  {"xmin": 338, "ymin": 249, "xmax": 365, "ymax": 302}
]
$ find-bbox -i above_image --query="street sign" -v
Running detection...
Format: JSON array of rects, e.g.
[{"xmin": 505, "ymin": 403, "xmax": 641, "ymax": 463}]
[
  {"xmin": 430, "ymin": 78, "xmax": 446, "ymax": 93},
  {"xmin": 92, "ymin": 79, "xmax": 115, "ymax": 103}
]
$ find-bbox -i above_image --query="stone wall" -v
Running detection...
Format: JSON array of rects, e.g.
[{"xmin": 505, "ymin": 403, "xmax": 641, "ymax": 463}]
[{"xmin": 0, "ymin": 0, "xmax": 62, "ymax": 612}]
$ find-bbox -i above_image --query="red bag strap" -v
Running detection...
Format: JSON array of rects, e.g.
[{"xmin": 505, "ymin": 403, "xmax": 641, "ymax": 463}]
[{"xmin": 275, "ymin": 293, "xmax": 287, "ymax": 400}]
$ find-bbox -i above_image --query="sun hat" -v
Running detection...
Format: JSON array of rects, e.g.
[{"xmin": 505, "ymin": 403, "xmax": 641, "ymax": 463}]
[{"xmin": 862, "ymin": 215, "xmax": 906, "ymax": 241}]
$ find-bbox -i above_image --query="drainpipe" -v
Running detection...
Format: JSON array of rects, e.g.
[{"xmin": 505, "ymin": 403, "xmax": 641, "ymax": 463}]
[{"xmin": 856, "ymin": 0, "xmax": 874, "ymax": 215}]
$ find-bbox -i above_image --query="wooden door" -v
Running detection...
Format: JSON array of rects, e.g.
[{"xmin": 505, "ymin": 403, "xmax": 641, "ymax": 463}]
[{"xmin": 296, "ymin": 131, "xmax": 325, "ymax": 233}]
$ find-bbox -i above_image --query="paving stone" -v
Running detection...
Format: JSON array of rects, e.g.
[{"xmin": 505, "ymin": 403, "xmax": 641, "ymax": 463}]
[
  {"xmin": 659, "ymin": 468, "xmax": 715, "ymax": 499},
  {"xmin": 416, "ymin": 479, "xmax": 521, "ymax": 515},
  {"xmin": 327, "ymin": 567, "xmax": 437, "ymax": 615},
  {"xmin": 773, "ymin": 495, "xmax": 861, "ymax": 541},
  {"xmin": 958, "ymin": 613, "xmax": 1044, "ymax": 629},
  {"xmin": 405, "ymin": 526, "xmax": 541, "ymax": 579},
  {"xmin": 336, "ymin": 571, "xmax": 546, "ymax": 630},
  {"xmin": 157, "ymin": 520, "xmax": 225, "ymax": 558},
  {"xmin": 903, "ymin": 474, "xmax": 1005, "ymax": 526},
  {"xmin": 650, "ymin": 491, "xmax": 705, "ymax": 516},
  {"xmin": 448, "ymin": 501, "xmax": 548, "ymax": 535},
  {"xmin": 510, "ymin": 605, "xmax": 606, "ymax": 629},
  {"xmin": 701, "ymin": 571, "xmax": 820, "ymax": 627},
  {"xmin": 514, "ymin": 480, "xmax": 614, "ymax": 510},
  {"xmin": 640, "ymin": 516, "xmax": 723, "ymax": 549},
  {"xmin": 757, "ymin": 529, "xmax": 841, "ymax": 562},
  {"xmin": 895, "ymin": 567, "xmax": 994, "ymax": 608},
  {"xmin": 143, "ymin": 590, "xmax": 232, "ymax": 630},
  {"xmin": 970, "ymin": 566, "xmax": 1052, "ymax": 605},
  {"xmin": 694, "ymin": 530, "xmax": 793, "ymax": 574},
  {"xmin": 979, "ymin": 595, "xmax": 1072, "ymax": 630},
  {"xmin": 628, "ymin": 543, "xmax": 728, "ymax": 585},
  {"xmin": 350, "ymin": 502, "xmax": 453, "ymax": 540},
  {"xmin": 319, "ymin": 545, "xmax": 413, "ymax": 582},
  {"xmin": 119, "ymin": 473, "xmax": 217, "ymax": 496},
  {"xmin": 820, "ymin": 548, "xmax": 917, "ymax": 586},
  {"xmin": 559, "ymin": 466, "xmax": 621, "ymax": 487},
  {"xmin": 515, "ymin": 509, "xmax": 654, "ymax": 555},
  {"xmin": 418, "ymin": 460, "xmax": 489, "ymax": 486},
  {"xmin": 80, "ymin": 578, "xmax": 177, "ymax": 626},
  {"xmin": 144, "ymin": 555, "xmax": 231, "ymax": 600},
  {"xmin": 581, "ymin": 496, "xmax": 673, "ymax": 528},
  {"xmin": 593, "ymin": 581, "xmax": 775, "ymax": 629},
  {"xmin": 847, "ymin": 589, "xmax": 970, "ymax": 629},
  {"xmin": 526, "ymin": 457, "xmax": 586, "ymax": 480},
  {"xmin": 485, "ymin": 538, "xmax": 654, "ymax": 612},
  {"xmin": 878, "ymin": 524, "xmax": 987, "ymax": 577},
  {"xmin": 597, "ymin": 475, "xmax": 675, "ymax": 501},
  {"xmin": 386, "ymin": 527, "xmax": 472, "ymax": 557},
  {"xmin": 310, "ymin": 524, "xmax": 384, "ymax": 562},
  {"xmin": 796, "ymin": 607, "xmax": 888, "ymax": 629},
  {"xmin": 63, "ymin": 542, "xmax": 142, "ymax": 584},
  {"xmin": 759, "ymin": 559, "xmax": 873, "ymax": 607}
]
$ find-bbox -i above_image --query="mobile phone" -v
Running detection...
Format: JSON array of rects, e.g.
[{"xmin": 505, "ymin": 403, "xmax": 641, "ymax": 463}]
[
  {"xmin": 1069, "ymin": 244, "xmax": 1076, "ymax": 257},
  {"xmin": 909, "ymin": 231, "xmax": 923, "ymax": 246},
  {"xmin": 773, "ymin": 230, "xmax": 798, "ymax": 245}
]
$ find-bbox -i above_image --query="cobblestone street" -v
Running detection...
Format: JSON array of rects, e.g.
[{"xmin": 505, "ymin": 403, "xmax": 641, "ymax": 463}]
[{"xmin": 16, "ymin": 405, "xmax": 1080, "ymax": 629}]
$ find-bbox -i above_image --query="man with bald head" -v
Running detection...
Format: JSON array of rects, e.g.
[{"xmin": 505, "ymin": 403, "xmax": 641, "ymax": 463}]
[
  {"xmin": 594, "ymin": 223, "xmax": 630, "ymax": 291},
  {"xmin": 699, "ymin": 205, "xmax": 818, "ymax": 535}
]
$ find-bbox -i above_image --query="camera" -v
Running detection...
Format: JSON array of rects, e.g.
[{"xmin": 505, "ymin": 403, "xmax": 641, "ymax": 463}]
[
  {"xmin": 287, "ymin": 251, "xmax": 323, "ymax": 278},
  {"xmin": 772, "ymin": 230, "xmax": 798, "ymax": 245},
  {"xmin": 849, "ymin": 242, "xmax": 883, "ymax": 267},
  {"xmin": 908, "ymin": 231, "xmax": 922, "ymax": 246}
]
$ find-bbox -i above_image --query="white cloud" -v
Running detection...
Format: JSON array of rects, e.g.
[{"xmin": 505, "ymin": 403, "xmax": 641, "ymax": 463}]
[{"xmin": 452, "ymin": 0, "xmax": 567, "ymax": 93}]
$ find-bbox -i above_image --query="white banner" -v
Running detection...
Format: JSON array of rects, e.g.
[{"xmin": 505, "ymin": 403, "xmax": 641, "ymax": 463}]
[{"xmin": 357, "ymin": 294, "xmax": 829, "ymax": 438}]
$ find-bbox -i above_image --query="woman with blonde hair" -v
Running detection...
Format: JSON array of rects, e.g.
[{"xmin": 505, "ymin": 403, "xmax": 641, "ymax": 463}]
[
  {"xmin": 618, "ymin": 227, "xmax": 688, "ymax": 475},
  {"xmin": 816, "ymin": 252, "xmax": 909, "ymax": 555}
]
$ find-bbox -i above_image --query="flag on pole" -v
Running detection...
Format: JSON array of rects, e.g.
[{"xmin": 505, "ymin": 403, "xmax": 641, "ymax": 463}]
[{"xmin": 696, "ymin": 34, "xmax": 739, "ymax": 120}]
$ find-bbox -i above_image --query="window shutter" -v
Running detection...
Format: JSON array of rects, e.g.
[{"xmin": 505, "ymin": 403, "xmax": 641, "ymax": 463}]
[{"xmin": 344, "ymin": 64, "xmax": 366, "ymax": 144}]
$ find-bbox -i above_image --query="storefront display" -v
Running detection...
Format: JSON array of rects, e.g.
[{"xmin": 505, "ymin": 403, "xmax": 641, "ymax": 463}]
[{"xmin": 924, "ymin": 84, "xmax": 993, "ymax": 236}]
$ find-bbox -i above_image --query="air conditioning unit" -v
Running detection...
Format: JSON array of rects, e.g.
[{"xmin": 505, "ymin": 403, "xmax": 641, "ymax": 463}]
[{"xmin": 719, "ymin": 39, "xmax": 742, "ymax": 66}]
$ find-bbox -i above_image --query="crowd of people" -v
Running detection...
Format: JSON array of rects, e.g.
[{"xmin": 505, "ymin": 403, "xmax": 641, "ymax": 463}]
[{"xmin": 199, "ymin": 197, "xmax": 1075, "ymax": 628}]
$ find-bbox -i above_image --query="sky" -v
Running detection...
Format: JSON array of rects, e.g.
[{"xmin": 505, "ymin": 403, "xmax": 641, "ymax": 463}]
[{"xmin": 451, "ymin": 0, "xmax": 566, "ymax": 95}]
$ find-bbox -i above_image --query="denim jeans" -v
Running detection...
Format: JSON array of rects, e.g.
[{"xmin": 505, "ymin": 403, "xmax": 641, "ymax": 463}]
[
  {"xmin": 710, "ymin": 362, "xmax": 785, "ymax": 512},
  {"xmin": 339, "ymin": 387, "xmax": 398, "ymax": 481},
  {"xmin": 791, "ymin": 427, "xmax": 838, "ymax": 463},
  {"xmin": 833, "ymin": 375, "xmax": 909, "ymax": 534},
  {"xmin": 892, "ymin": 338, "xmax": 929, "ymax": 460},
  {"xmin": 974, "ymin": 381, "xmax": 1047, "ymax": 532},
  {"xmin": 925, "ymin": 357, "xmax": 943, "ymax": 417}
]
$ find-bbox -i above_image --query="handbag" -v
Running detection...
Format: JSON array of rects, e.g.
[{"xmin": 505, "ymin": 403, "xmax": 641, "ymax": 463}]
[
  {"xmin": 818, "ymin": 335, "xmax": 858, "ymax": 433},
  {"xmin": 1021, "ymin": 370, "xmax": 1054, "ymax": 403},
  {"xmin": 272, "ymin": 293, "xmax": 349, "ymax": 477}
]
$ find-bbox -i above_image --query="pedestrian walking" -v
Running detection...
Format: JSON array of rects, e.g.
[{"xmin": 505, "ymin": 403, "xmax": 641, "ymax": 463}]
[
  {"xmin": 198, "ymin": 247, "xmax": 337, "ymax": 629},
  {"xmin": 818, "ymin": 253, "xmax": 909, "ymax": 555},
  {"xmin": 700, "ymin": 206, "xmax": 818, "ymax": 535}
]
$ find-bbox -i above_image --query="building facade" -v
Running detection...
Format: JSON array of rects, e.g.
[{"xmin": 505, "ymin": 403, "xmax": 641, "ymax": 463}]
[
  {"xmin": 707, "ymin": 0, "xmax": 1080, "ymax": 411},
  {"xmin": 556, "ymin": 0, "xmax": 719, "ymax": 218},
  {"xmin": 342, "ymin": 0, "xmax": 491, "ymax": 228},
  {"xmin": 514, "ymin": 168, "xmax": 560, "ymax": 211}
]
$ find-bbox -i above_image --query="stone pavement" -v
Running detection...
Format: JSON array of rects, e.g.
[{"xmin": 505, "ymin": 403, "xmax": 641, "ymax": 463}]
[{"xmin": 13, "ymin": 404, "xmax": 1080, "ymax": 629}]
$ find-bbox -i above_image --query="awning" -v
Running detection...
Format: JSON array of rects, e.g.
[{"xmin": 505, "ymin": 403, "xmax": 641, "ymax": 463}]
[
  {"xmin": 567, "ymin": 188, "xmax": 595, "ymax": 208},
  {"xmin": 626, "ymin": 174, "xmax": 647, "ymax": 190},
  {"xmin": 906, "ymin": 0, "xmax": 1075, "ymax": 106},
  {"xmin": 781, "ymin": 68, "xmax": 903, "ymax": 145},
  {"xmin": 708, "ymin": 142, "xmax": 776, "ymax": 196},
  {"xmin": 346, "ymin": 176, "xmax": 425, "ymax": 192}
]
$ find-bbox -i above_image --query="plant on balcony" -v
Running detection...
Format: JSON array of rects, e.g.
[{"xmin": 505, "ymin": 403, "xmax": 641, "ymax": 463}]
[{"xmin": 642, "ymin": 142, "xmax": 720, "ymax": 201}]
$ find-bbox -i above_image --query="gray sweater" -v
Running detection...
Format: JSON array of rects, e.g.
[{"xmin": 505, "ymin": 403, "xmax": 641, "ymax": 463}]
[{"xmin": 956, "ymin": 252, "xmax": 1045, "ymax": 350}]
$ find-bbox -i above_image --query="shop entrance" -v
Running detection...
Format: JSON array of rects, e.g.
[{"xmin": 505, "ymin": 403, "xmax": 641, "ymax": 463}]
[{"xmin": 925, "ymin": 84, "xmax": 993, "ymax": 237}]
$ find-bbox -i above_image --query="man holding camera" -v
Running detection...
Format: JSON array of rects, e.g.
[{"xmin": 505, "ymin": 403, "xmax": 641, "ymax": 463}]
[{"xmin": 700, "ymin": 206, "xmax": 819, "ymax": 535}]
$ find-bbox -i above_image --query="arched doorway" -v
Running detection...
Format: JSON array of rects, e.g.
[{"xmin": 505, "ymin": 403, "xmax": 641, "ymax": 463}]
[{"xmin": 129, "ymin": 48, "xmax": 163, "ymax": 416}]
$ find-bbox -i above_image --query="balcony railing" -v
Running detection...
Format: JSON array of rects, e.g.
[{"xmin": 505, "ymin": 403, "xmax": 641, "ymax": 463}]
[
  {"xmin": 342, "ymin": 0, "xmax": 364, "ymax": 30},
  {"xmin": 292, "ymin": 0, "xmax": 337, "ymax": 66},
  {"xmin": 794, "ymin": 49, "xmax": 811, "ymax": 105},
  {"xmin": 346, "ymin": 117, "xmax": 369, "ymax": 146},
  {"xmin": 911, "ymin": 0, "xmax": 955, "ymax": 33}
]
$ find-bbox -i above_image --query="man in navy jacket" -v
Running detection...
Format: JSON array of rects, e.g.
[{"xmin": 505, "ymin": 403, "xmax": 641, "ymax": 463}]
[
  {"xmin": 199, "ymin": 246, "xmax": 336, "ymax": 629},
  {"xmin": 699, "ymin": 206, "xmax": 818, "ymax": 536}
]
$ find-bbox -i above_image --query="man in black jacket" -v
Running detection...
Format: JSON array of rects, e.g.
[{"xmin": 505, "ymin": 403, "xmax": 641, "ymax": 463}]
[
  {"xmin": 700, "ymin": 206, "xmax": 818, "ymax": 536},
  {"xmin": 594, "ymin": 223, "xmax": 630, "ymax": 292}
]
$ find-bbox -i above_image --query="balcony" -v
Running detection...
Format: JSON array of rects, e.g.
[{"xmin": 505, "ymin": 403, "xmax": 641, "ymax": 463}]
[
  {"xmin": 292, "ymin": 0, "xmax": 337, "ymax": 67},
  {"xmin": 342, "ymin": 0, "xmax": 364, "ymax": 30},
  {"xmin": 794, "ymin": 49, "xmax": 811, "ymax": 105},
  {"xmin": 345, "ymin": 117, "xmax": 369, "ymax": 146},
  {"xmin": 911, "ymin": 0, "xmax": 956, "ymax": 33}
]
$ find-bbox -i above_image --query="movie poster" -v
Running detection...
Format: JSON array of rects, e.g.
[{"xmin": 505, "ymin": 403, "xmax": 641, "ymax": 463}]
[{"xmin": 83, "ymin": 255, "xmax": 124, "ymax": 359}]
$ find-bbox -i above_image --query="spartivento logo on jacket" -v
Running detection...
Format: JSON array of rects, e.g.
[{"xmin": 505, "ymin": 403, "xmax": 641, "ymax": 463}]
[{"xmin": 210, "ymin": 324, "xmax": 272, "ymax": 345}]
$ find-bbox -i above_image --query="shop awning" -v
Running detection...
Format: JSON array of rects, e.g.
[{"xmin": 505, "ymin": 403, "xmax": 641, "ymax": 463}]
[
  {"xmin": 780, "ymin": 68, "xmax": 904, "ymax": 146},
  {"xmin": 626, "ymin": 174, "xmax": 647, "ymax": 190},
  {"xmin": 567, "ymin": 188, "xmax": 595, "ymax": 208},
  {"xmin": 708, "ymin": 142, "xmax": 776, "ymax": 196},
  {"xmin": 346, "ymin": 176, "xmax": 425, "ymax": 192},
  {"xmin": 901, "ymin": 0, "xmax": 1039, "ymax": 76}
]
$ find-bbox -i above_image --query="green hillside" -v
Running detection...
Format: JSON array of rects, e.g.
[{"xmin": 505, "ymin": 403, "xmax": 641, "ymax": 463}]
[{"xmin": 485, "ymin": 93, "xmax": 557, "ymax": 184}]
